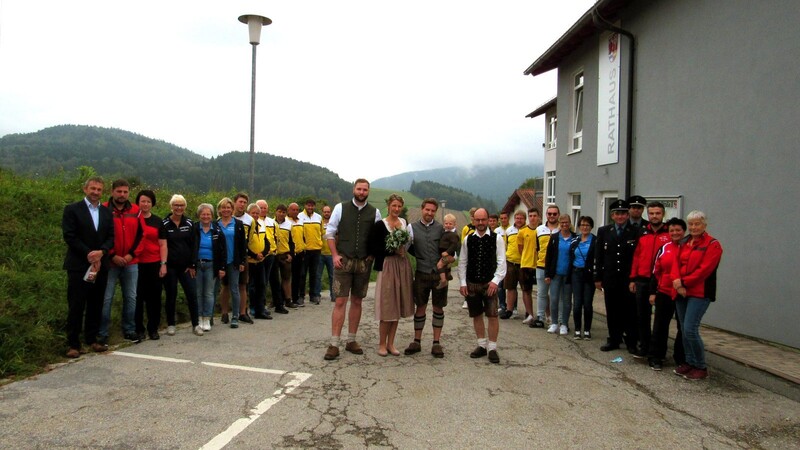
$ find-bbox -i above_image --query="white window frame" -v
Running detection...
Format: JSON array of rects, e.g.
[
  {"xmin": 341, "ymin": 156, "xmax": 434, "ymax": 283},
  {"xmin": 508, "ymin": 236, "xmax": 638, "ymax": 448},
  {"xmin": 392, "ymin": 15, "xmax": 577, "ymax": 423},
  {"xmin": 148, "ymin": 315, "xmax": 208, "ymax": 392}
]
[
  {"xmin": 546, "ymin": 171, "xmax": 556, "ymax": 206},
  {"xmin": 571, "ymin": 70, "xmax": 584, "ymax": 153},
  {"xmin": 547, "ymin": 115, "xmax": 558, "ymax": 150},
  {"xmin": 570, "ymin": 193, "xmax": 581, "ymax": 226}
]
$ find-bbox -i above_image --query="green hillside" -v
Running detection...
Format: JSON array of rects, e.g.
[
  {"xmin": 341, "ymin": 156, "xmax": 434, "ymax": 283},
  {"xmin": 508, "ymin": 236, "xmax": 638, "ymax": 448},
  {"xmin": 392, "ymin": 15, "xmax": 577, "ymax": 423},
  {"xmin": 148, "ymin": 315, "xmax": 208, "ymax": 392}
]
[{"xmin": 0, "ymin": 125, "xmax": 352, "ymax": 203}]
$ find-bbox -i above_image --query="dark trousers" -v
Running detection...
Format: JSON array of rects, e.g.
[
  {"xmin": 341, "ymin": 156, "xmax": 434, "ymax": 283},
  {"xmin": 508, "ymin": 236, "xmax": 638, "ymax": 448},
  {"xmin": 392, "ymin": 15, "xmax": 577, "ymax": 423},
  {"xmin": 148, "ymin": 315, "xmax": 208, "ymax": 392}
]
[
  {"xmin": 66, "ymin": 268, "xmax": 107, "ymax": 349},
  {"xmin": 602, "ymin": 277, "xmax": 638, "ymax": 348},
  {"xmin": 571, "ymin": 268, "xmax": 595, "ymax": 332},
  {"xmin": 497, "ymin": 279, "xmax": 506, "ymax": 310},
  {"xmin": 264, "ymin": 254, "xmax": 283, "ymax": 309},
  {"xmin": 163, "ymin": 266, "xmax": 198, "ymax": 327},
  {"xmin": 302, "ymin": 249, "xmax": 321, "ymax": 299},
  {"xmin": 136, "ymin": 262, "xmax": 162, "ymax": 335},
  {"xmin": 650, "ymin": 291, "xmax": 677, "ymax": 361},
  {"xmin": 291, "ymin": 251, "xmax": 305, "ymax": 301},
  {"xmin": 634, "ymin": 280, "xmax": 652, "ymax": 354},
  {"xmin": 249, "ymin": 261, "xmax": 266, "ymax": 315}
]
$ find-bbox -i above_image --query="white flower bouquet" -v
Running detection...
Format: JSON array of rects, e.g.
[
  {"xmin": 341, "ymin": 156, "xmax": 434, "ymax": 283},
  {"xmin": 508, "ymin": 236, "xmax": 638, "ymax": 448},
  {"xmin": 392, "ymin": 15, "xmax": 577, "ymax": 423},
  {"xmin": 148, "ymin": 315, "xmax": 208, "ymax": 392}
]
[{"xmin": 385, "ymin": 228, "xmax": 410, "ymax": 252}]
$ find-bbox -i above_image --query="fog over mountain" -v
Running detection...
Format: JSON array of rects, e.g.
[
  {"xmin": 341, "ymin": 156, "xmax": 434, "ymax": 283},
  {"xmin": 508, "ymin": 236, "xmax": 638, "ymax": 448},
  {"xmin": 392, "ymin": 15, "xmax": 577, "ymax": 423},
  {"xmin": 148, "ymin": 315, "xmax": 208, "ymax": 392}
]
[{"xmin": 372, "ymin": 163, "xmax": 543, "ymax": 206}]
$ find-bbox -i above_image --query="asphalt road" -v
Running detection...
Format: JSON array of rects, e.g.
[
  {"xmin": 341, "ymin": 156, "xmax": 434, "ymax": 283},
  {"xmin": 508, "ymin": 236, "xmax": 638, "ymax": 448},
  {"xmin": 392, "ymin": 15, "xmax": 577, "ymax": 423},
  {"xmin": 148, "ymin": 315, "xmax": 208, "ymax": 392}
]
[{"xmin": 1, "ymin": 282, "xmax": 799, "ymax": 449}]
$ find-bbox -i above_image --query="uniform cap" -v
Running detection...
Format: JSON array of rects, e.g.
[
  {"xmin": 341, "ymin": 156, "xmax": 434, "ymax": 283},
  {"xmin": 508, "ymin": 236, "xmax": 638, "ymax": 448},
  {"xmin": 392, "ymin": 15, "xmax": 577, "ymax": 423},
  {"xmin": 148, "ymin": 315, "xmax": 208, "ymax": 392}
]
[{"xmin": 609, "ymin": 199, "xmax": 629, "ymax": 212}]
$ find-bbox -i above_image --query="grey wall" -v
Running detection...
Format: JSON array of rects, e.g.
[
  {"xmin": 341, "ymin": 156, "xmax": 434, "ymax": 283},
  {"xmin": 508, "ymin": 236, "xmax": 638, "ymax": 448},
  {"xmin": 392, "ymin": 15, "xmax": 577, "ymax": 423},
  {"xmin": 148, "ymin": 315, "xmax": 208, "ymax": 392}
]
[{"xmin": 552, "ymin": 0, "xmax": 800, "ymax": 347}]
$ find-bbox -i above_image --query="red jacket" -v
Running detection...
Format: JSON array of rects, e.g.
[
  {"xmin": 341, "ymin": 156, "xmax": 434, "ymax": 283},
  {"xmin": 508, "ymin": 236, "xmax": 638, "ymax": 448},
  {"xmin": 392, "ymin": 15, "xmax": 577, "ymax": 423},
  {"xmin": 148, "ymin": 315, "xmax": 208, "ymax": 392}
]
[
  {"xmin": 103, "ymin": 199, "xmax": 143, "ymax": 264},
  {"xmin": 630, "ymin": 223, "xmax": 671, "ymax": 281},
  {"xmin": 671, "ymin": 232, "xmax": 722, "ymax": 300},
  {"xmin": 649, "ymin": 241, "xmax": 679, "ymax": 298}
]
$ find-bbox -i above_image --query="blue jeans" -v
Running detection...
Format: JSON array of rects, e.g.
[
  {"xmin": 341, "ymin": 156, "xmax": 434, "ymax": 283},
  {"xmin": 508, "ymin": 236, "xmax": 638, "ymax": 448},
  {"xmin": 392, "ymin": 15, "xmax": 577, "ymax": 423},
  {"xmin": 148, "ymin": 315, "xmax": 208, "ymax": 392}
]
[
  {"xmin": 571, "ymin": 268, "xmax": 595, "ymax": 332},
  {"xmin": 315, "ymin": 254, "xmax": 334, "ymax": 298},
  {"xmin": 536, "ymin": 268, "xmax": 548, "ymax": 319},
  {"xmin": 675, "ymin": 296, "xmax": 711, "ymax": 369},
  {"xmin": 215, "ymin": 263, "xmax": 241, "ymax": 319},
  {"xmin": 101, "ymin": 263, "xmax": 138, "ymax": 337},
  {"xmin": 548, "ymin": 274, "xmax": 572, "ymax": 326},
  {"xmin": 196, "ymin": 260, "xmax": 216, "ymax": 317}
]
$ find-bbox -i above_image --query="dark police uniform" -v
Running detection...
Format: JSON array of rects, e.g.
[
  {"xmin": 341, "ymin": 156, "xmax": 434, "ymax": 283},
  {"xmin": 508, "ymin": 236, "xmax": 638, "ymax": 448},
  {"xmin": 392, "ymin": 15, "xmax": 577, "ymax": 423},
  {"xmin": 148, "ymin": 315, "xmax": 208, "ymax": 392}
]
[{"xmin": 594, "ymin": 200, "xmax": 639, "ymax": 351}]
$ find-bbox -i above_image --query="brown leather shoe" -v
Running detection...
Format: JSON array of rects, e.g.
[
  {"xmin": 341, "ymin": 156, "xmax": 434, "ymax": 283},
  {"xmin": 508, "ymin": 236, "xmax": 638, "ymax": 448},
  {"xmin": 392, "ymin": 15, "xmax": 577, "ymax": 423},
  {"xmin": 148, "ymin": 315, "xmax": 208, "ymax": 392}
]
[
  {"xmin": 91, "ymin": 342, "xmax": 109, "ymax": 353},
  {"xmin": 431, "ymin": 343, "xmax": 444, "ymax": 358},
  {"xmin": 66, "ymin": 348, "xmax": 80, "ymax": 358},
  {"xmin": 324, "ymin": 345, "xmax": 340, "ymax": 360},
  {"xmin": 404, "ymin": 341, "xmax": 421, "ymax": 355},
  {"xmin": 344, "ymin": 341, "xmax": 364, "ymax": 355}
]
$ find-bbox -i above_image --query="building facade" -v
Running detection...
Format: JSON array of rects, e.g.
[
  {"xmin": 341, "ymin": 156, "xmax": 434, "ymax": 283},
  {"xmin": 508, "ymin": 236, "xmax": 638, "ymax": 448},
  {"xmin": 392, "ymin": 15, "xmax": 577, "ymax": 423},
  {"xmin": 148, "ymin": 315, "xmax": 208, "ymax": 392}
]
[{"xmin": 524, "ymin": 0, "xmax": 800, "ymax": 348}]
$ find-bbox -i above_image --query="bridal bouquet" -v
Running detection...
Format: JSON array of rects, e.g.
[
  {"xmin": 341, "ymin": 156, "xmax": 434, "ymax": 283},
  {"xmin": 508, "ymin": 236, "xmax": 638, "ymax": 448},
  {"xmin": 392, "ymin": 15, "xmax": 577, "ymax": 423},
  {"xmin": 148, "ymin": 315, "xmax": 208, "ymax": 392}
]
[{"xmin": 385, "ymin": 228, "xmax": 410, "ymax": 252}]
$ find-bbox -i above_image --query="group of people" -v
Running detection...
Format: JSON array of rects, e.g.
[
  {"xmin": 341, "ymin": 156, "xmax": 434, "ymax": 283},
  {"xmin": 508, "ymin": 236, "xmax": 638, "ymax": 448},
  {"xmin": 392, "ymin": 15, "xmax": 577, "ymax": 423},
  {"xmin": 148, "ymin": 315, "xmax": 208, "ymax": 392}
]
[
  {"xmin": 489, "ymin": 196, "xmax": 722, "ymax": 380},
  {"xmin": 63, "ymin": 177, "xmax": 722, "ymax": 380},
  {"xmin": 61, "ymin": 177, "xmax": 336, "ymax": 358},
  {"xmin": 321, "ymin": 180, "xmax": 505, "ymax": 363}
]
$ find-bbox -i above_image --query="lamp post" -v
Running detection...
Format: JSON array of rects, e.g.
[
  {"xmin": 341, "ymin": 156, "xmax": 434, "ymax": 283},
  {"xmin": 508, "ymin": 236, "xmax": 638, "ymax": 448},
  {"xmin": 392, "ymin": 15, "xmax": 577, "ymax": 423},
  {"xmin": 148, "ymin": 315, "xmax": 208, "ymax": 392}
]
[
  {"xmin": 439, "ymin": 199, "xmax": 447, "ymax": 222},
  {"xmin": 238, "ymin": 14, "xmax": 272, "ymax": 195}
]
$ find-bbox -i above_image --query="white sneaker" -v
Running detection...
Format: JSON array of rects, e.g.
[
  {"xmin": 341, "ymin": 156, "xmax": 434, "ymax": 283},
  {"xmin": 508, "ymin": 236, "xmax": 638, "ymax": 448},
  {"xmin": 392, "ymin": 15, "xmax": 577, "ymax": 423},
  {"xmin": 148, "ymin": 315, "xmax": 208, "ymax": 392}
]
[
  {"xmin": 193, "ymin": 325, "xmax": 204, "ymax": 336},
  {"xmin": 462, "ymin": 300, "xmax": 468, "ymax": 309},
  {"xmin": 522, "ymin": 314, "xmax": 534, "ymax": 325},
  {"xmin": 559, "ymin": 325, "xmax": 569, "ymax": 335},
  {"xmin": 202, "ymin": 317, "xmax": 211, "ymax": 332},
  {"xmin": 167, "ymin": 326, "xmax": 176, "ymax": 336},
  {"xmin": 511, "ymin": 310, "xmax": 519, "ymax": 318},
  {"xmin": 547, "ymin": 324, "xmax": 558, "ymax": 333}
]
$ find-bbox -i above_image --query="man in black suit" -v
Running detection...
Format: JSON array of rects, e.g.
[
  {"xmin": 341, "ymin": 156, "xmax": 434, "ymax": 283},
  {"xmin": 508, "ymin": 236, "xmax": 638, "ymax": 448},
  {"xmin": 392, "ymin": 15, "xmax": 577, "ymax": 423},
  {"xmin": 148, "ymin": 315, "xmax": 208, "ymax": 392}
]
[
  {"xmin": 62, "ymin": 176, "xmax": 115, "ymax": 358},
  {"xmin": 594, "ymin": 199, "xmax": 639, "ymax": 352}
]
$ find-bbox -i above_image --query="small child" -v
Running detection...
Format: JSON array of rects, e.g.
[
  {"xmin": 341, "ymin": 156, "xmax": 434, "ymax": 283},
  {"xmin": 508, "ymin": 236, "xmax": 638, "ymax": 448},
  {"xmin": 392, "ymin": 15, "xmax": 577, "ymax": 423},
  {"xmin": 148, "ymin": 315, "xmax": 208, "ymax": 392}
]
[{"xmin": 437, "ymin": 214, "xmax": 461, "ymax": 289}]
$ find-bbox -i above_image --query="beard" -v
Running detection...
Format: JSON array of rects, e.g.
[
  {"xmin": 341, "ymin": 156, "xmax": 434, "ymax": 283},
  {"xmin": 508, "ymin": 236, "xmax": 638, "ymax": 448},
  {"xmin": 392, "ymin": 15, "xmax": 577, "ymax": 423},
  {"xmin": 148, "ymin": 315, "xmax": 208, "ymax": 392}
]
[{"xmin": 354, "ymin": 192, "xmax": 368, "ymax": 203}]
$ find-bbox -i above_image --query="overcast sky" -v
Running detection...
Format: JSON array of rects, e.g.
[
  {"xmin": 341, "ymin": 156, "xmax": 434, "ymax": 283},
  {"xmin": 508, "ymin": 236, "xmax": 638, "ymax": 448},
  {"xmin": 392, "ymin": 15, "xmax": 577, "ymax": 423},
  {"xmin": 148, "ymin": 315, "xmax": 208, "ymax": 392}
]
[{"xmin": 0, "ymin": 0, "xmax": 594, "ymax": 182}]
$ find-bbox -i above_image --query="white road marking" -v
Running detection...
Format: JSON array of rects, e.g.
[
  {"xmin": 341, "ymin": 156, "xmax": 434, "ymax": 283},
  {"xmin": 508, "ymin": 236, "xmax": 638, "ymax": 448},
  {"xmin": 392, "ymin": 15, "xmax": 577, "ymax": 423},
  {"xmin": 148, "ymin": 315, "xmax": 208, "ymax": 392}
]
[
  {"xmin": 112, "ymin": 351, "xmax": 193, "ymax": 364},
  {"xmin": 200, "ymin": 372, "xmax": 312, "ymax": 450},
  {"xmin": 201, "ymin": 361, "xmax": 287, "ymax": 375},
  {"xmin": 110, "ymin": 351, "xmax": 312, "ymax": 449}
]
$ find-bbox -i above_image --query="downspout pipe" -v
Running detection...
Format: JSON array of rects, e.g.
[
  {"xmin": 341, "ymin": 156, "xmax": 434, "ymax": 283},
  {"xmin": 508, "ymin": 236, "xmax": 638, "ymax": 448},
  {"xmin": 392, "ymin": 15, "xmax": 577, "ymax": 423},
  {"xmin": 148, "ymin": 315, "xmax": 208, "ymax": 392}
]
[{"xmin": 592, "ymin": 9, "xmax": 635, "ymax": 200}]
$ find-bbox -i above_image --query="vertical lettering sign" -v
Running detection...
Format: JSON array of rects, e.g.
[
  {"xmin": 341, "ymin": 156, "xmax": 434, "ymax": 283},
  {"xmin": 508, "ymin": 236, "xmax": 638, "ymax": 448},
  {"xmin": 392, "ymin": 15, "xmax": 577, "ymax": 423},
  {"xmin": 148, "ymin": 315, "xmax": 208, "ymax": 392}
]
[{"xmin": 597, "ymin": 31, "xmax": 621, "ymax": 166}]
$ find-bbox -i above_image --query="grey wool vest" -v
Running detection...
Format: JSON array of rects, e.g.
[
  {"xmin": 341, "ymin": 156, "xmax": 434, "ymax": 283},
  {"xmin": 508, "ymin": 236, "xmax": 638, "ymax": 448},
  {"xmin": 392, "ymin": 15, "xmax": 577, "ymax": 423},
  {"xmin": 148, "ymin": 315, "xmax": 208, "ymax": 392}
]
[
  {"xmin": 410, "ymin": 220, "xmax": 444, "ymax": 274},
  {"xmin": 337, "ymin": 201, "xmax": 377, "ymax": 259}
]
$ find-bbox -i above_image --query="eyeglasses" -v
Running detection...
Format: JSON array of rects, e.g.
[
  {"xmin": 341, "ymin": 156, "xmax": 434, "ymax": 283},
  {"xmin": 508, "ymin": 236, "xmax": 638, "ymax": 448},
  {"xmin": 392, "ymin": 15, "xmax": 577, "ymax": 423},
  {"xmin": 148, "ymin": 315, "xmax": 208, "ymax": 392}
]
[
  {"xmin": 547, "ymin": 212, "xmax": 558, "ymax": 216},
  {"xmin": 579, "ymin": 223, "xmax": 591, "ymax": 227},
  {"xmin": 173, "ymin": 204, "xmax": 186, "ymax": 208}
]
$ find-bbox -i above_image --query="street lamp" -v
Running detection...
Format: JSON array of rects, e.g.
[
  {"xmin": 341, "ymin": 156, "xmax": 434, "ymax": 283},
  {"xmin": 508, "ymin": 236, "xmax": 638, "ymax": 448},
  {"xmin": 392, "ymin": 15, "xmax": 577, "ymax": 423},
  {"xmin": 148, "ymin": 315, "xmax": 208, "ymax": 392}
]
[
  {"xmin": 439, "ymin": 199, "xmax": 447, "ymax": 222},
  {"xmin": 238, "ymin": 14, "xmax": 272, "ymax": 195}
]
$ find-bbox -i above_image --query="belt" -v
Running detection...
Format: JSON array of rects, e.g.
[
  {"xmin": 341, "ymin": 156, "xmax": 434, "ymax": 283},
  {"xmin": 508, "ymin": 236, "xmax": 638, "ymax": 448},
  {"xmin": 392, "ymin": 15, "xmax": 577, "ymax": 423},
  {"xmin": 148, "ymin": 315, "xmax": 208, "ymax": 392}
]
[{"xmin": 199, "ymin": 259, "xmax": 212, "ymax": 262}]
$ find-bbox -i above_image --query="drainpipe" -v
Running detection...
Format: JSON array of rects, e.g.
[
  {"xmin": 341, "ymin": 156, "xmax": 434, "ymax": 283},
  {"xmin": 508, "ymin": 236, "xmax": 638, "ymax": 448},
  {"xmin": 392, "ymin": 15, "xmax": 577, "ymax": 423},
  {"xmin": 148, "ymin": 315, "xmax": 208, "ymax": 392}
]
[{"xmin": 592, "ymin": 9, "xmax": 635, "ymax": 200}]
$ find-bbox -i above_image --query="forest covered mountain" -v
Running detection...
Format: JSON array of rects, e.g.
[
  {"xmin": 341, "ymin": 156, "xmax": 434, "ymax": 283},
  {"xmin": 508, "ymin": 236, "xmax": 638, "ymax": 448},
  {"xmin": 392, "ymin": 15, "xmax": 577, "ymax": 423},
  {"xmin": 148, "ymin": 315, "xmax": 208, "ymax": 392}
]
[
  {"xmin": 0, "ymin": 125, "xmax": 352, "ymax": 202},
  {"xmin": 372, "ymin": 163, "xmax": 543, "ymax": 205}
]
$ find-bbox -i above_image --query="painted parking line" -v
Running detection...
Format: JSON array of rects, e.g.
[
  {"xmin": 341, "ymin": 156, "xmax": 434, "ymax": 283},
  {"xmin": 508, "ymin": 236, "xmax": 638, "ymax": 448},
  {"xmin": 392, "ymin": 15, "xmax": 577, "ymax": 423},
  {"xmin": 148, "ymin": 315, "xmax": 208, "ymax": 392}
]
[
  {"xmin": 112, "ymin": 351, "xmax": 193, "ymax": 364},
  {"xmin": 111, "ymin": 351, "xmax": 312, "ymax": 450}
]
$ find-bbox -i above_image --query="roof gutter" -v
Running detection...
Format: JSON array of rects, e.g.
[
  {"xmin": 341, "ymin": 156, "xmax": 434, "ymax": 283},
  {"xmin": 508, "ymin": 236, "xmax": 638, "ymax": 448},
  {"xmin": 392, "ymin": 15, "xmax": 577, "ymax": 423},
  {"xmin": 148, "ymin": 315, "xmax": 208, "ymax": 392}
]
[{"xmin": 592, "ymin": 8, "xmax": 635, "ymax": 200}]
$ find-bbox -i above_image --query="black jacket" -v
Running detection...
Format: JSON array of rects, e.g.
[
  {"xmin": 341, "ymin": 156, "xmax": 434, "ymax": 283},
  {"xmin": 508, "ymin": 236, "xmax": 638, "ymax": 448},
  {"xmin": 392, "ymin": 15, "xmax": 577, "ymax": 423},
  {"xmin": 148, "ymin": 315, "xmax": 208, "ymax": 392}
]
[
  {"xmin": 217, "ymin": 217, "xmax": 247, "ymax": 267},
  {"xmin": 593, "ymin": 222, "xmax": 638, "ymax": 284},
  {"xmin": 62, "ymin": 199, "xmax": 114, "ymax": 272}
]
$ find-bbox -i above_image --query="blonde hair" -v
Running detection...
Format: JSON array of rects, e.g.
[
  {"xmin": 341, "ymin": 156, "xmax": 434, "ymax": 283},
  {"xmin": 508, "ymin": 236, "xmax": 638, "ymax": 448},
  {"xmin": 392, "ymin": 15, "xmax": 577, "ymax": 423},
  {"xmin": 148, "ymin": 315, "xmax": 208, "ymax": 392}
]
[
  {"xmin": 443, "ymin": 213, "xmax": 456, "ymax": 223},
  {"xmin": 386, "ymin": 193, "xmax": 404, "ymax": 206},
  {"xmin": 217, "ymin": 197, "xmax": 234, "ymax": 214},
  {"xmin": 169, "ymin": 194, "xmax": 187, "ymax": 207}
]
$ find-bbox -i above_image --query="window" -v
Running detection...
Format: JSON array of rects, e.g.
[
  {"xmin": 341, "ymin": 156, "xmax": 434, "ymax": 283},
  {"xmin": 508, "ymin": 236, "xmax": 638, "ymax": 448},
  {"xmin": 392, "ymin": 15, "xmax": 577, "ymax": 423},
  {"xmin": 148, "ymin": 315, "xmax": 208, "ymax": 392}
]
[
  {"xmin": 546, "ymin": 171, "xmax": 556, "ymax": 205},
  {"xmin": 572, "ymin": 71, "xmax": 584, "ymax": 152},
  {"xmin": 547, "ymin": 115, "xmax": 557, "ymax": 149},
  {"xmin": 570, "ymin": 193, "xmax": 581, "ymax": 226}
]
